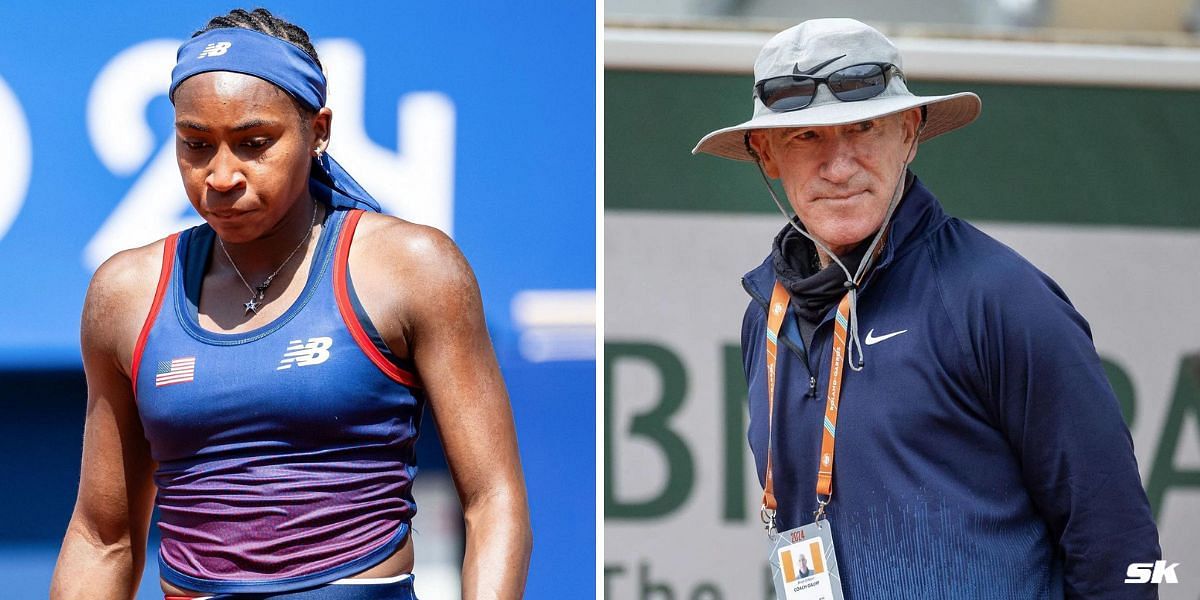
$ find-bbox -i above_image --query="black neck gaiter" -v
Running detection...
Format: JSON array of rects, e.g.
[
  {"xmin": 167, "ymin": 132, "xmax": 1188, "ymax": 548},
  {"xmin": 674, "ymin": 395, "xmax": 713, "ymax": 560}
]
[{"xmin": 770, "ymin": 221, "xmax": 873, "ymax": 349}]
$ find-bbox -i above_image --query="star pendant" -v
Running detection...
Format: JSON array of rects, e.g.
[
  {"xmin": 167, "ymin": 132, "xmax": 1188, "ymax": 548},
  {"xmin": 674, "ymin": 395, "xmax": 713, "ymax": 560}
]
[{"xmin": 244, "ymin": 298, "xmax": 260, "ymax": 314}]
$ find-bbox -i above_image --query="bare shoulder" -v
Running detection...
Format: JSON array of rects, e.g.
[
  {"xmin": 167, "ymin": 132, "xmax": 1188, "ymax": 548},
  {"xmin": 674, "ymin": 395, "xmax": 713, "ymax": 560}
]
[
  {"xmin": 352, "ymin": 212, "xmax": 476, "ymax": 289},
  {"xmin": 83, "ymin": 237, "xmax": 174, "ymax": 369},
  {"xmin": 88, "ymin": 239, "xmax": 168, "ymax": 302},
  {"xmin": 344, "ymin": 213, "xmax": 479, "ymax": 358}
]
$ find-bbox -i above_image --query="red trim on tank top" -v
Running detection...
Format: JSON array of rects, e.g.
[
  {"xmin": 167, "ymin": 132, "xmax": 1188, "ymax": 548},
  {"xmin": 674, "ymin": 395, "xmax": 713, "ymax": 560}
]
[
  {"xmin": 333, "ymin": 210, "xmax": 421, "ymax": 388},
  {"xmin": 131, "ymin": 233, "xmax": 180, "ymax": 395}
]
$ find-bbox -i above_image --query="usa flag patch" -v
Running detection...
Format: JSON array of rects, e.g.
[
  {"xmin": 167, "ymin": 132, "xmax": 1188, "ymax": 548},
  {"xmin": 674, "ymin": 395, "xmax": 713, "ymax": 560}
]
[{"xmin": 155, "ymin": 357, "xmax": 196, "ymax": 387}]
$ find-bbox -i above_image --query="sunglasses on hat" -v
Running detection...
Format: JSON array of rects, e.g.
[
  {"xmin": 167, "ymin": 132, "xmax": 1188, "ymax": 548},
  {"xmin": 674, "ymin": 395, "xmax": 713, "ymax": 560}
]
[{"xmin": 754, "ymin": 63, "xmax": 903, "ymax": 112}]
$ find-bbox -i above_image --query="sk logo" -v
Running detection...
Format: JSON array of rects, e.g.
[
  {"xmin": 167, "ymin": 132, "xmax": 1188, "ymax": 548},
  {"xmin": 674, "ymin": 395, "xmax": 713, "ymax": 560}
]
[
  {"xmin": 278, "ymin": 337, "xmax": 333, "ymax": 370},
  {"xmin": 198, "ymin": 42, "xmax": 232, "ymax": 58},
  {"xmin": 1125, "ymin": 561, "xmax": 1180, "ymax": 584}
]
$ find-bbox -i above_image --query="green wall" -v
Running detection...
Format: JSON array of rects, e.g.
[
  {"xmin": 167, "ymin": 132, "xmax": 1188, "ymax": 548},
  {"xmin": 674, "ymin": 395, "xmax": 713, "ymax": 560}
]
[{"xmin": 606, "ymin": 70, "xmax": 1200, "ymax": 228}]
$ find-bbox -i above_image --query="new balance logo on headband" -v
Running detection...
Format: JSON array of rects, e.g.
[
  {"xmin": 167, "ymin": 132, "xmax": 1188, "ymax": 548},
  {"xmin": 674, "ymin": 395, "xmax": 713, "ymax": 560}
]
[{"xmin": 198, "ymin": 42, "xmax": 232, "ymax": 58}]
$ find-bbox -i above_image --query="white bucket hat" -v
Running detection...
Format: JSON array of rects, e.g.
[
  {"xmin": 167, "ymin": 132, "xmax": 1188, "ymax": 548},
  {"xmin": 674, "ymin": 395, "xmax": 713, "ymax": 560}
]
[{"xmin": 693, "ymin": 18, "xmax": 981, "ymax": 161}]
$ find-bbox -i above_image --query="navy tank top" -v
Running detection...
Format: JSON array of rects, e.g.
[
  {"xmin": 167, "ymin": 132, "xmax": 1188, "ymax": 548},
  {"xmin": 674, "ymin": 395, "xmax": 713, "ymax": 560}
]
[{"xmin": 132, "ymin": 208, "xmax": 424, "ymax": 594}]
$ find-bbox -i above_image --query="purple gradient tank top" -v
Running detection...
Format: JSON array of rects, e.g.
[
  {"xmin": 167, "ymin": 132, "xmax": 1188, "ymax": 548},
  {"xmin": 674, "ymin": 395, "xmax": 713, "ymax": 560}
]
[{"xmin": 132, "ymin": 207, "xmax": 423, "ymax": 594}]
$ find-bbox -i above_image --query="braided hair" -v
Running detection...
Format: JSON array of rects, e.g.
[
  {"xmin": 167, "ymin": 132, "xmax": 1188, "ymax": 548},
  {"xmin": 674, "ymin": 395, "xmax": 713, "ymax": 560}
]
[{"xmin": 194, "ymin": 8, "xmax": 322, "ymax": 71}]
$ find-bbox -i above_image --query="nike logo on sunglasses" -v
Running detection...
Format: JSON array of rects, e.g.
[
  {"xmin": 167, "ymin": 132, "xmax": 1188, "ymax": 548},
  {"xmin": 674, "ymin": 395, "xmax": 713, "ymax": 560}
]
[{"xmin": 793, "ymin": 55, "xmax": 846, "ymax": 76}]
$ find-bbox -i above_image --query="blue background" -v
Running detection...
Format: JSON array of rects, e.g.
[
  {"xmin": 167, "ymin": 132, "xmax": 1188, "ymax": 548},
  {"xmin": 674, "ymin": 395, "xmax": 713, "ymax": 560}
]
[{"xmin": 0, "ymin": 1, "xmax": 595, "ymax": 597}]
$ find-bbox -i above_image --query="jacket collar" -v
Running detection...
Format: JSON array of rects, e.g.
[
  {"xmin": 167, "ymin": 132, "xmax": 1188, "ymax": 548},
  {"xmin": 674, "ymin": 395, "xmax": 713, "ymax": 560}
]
[{"xmin": 743, "ymin": 173, "xmax": 948, "ymax": 306}]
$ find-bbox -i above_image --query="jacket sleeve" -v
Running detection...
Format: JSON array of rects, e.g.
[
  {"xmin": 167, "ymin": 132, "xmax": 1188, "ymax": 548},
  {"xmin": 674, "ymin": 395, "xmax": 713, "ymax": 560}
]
[
  {"xmin": 742, "ymin": 298, "xmax": 765, "ymax": 385},
  {"xmin": 961, "ymin": 254, "xmax": 1161, "ymax": 599},
  {"xmin": 742, "ymin": 297, "xmax": 769, "ymax": 489}
]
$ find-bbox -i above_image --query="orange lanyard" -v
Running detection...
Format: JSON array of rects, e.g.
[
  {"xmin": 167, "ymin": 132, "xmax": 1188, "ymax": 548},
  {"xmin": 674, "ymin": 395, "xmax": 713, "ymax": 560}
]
[{"xmin": 762, "ymin": 280, "xmax": 852, "ymax": 529}]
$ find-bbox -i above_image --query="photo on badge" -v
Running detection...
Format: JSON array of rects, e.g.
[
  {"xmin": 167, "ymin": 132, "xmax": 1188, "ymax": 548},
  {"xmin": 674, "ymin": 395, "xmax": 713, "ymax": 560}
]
[{"xmin": 771, "ymin": 523, "xmax": 842, "ymax": 600}]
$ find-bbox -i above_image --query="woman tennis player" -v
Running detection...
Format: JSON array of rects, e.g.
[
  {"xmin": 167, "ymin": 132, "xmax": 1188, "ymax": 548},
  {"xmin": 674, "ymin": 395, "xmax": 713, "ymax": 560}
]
[{"xmin": 50, "ymin": 8, "xmax": 531, "ymax": 599}]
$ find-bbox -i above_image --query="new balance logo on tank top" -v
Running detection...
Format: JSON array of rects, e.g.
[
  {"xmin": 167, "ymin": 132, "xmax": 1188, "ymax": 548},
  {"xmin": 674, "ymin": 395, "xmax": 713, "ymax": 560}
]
[{"xmin": 132, "ymin": 208, "xmax": 424, "ymax": 595}]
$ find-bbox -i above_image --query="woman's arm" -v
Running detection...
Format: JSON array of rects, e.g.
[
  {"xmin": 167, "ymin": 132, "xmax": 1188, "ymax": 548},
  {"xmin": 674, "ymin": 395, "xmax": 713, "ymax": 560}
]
[
  {"xmin": 51, "ymin": 248, "xmax": 161, "ymax": 600},
  {"xmin": 361, "ymin": 217, "xmax": 532, "ymax": 599}
]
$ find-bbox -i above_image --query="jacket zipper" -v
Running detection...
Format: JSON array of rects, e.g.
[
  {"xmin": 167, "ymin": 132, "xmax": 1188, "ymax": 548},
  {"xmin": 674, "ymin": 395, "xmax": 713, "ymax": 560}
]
[{"xmin": 743, "ymin": 275, "xmax": 817, "ymax": 399}]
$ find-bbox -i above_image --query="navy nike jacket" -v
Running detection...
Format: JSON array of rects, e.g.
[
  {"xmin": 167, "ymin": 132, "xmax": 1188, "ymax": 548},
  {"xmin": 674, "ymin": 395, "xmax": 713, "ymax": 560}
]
[{"xmin": 741, "ymin": 176, "xmax": 1160, "ymax": 599}]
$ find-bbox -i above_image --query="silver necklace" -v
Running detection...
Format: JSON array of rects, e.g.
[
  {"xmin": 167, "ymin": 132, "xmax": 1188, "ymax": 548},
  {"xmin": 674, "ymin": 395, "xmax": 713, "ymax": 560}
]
[{"xmin": 217, "ymin": 202, "xmax": 320, "ymax": 315}]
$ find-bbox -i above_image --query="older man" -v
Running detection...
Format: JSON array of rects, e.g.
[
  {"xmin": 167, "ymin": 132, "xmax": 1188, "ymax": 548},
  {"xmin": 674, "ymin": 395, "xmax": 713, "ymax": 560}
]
[{"xmin": 694, "ymin": 19, "xmax": 1160, "ymax": 599}]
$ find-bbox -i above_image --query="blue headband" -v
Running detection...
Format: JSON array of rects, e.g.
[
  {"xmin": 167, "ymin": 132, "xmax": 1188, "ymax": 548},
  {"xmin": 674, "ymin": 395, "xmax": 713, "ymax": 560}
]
[{"xmin": 170, "ymin": 28, "xmax": 380, "ymax": 212}]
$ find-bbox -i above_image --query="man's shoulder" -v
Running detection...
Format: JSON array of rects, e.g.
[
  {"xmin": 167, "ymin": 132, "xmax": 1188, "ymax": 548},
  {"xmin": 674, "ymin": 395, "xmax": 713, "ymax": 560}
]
[
  {"xmin": 740, "ymin": 252, "xmax": 777, "ymax": 307},
  {"xmin": 924, "ymin": 216, "xmax": 1059, "ymax": 295},
  {"xmin": 922, "ymin": 217, "xmax": 1082, "ymax": 335},
  {"xmin": 738, "ymin": 253, "xmax": 776, "ymax": 357}
]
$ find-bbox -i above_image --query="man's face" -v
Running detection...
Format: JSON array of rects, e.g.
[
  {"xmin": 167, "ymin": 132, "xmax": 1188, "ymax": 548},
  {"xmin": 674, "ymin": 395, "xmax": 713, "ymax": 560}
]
[{"xmin": 750, "ymin": 109, "xmax": 921, "ymax": 257}]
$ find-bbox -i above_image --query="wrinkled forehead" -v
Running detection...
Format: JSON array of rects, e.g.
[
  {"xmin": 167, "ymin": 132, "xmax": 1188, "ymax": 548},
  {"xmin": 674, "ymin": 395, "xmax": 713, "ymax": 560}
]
[{"xmin": 753, "ymin": 20, "xmax": 902, "ymax": 81}]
